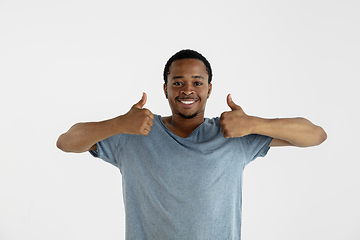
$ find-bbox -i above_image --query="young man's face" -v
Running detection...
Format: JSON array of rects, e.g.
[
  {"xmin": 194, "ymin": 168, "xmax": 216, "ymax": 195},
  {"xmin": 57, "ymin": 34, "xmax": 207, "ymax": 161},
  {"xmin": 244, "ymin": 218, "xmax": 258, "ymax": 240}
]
[{"xmin": 164, "ymin": 58, "xmax": 212, "ymax": 119}]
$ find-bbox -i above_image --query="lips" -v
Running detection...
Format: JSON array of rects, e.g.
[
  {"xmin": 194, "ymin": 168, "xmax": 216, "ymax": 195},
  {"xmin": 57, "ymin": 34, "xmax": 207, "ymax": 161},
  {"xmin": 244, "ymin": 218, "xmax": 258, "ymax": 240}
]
[
  {"xmin": 176, "ymin": 98, "xmax": 199, "ymax": 107},
  {"xmin": 180, "ymin": 100, "xmax": 195, "ymax": 105}
]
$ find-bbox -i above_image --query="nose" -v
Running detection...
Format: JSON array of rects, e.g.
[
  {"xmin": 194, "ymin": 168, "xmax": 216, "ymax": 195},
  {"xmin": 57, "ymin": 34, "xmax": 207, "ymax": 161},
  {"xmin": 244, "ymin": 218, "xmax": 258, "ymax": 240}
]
[{"xmin": 180, "ymin": 83, "xmax": 194, "ymax": 96}]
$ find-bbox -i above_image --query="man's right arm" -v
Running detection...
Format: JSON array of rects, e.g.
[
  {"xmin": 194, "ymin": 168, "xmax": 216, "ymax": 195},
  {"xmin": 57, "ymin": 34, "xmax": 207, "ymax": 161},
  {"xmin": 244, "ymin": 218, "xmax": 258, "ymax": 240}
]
[{"xmin": 56, "ymin": 93, "xmax": 154, "ymax": 153}]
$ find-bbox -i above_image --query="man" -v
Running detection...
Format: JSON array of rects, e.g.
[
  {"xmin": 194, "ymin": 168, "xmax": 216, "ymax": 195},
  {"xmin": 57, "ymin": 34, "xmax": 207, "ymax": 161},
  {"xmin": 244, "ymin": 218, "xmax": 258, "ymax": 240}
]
[{"xmin": 57, "ymin": 49, "xmax": 327, "ymax": 239}]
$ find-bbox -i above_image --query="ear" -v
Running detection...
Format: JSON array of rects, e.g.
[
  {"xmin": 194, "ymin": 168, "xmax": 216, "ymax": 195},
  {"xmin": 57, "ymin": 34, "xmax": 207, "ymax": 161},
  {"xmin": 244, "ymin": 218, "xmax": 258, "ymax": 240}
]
[
  {"xmin": 163, "ymin": 83, "xmax": 168, "ymax": 99},
  {"xmin": 207, "ymin": 83, "xmax": 212, "ymax": 99}
]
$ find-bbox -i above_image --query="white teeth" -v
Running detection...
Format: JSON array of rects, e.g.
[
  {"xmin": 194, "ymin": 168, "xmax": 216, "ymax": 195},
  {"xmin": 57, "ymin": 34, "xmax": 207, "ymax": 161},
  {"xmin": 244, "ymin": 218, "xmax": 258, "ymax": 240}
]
[{"xmin": 181, "ymin": 100, "xmax": 195, "ymax": 105}]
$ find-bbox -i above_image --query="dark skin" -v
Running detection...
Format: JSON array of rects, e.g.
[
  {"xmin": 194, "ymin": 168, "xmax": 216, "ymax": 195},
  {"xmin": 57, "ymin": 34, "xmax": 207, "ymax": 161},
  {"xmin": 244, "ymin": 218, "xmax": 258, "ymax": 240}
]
[
  {"xmin": 162, "ymin": 58, "xmax": 212, "ymax": 138},
  {"xmin": 56, "ymin": 58, "xmax": 326, "ymax": 153}
]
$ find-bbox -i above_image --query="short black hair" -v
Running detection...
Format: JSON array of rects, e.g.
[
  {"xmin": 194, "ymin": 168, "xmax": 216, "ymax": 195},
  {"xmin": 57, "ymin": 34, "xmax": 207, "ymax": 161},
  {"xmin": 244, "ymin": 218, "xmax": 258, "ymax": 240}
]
[{"xmin": 163, "ymin": 49, "xmax": 212, "ymax": 84}]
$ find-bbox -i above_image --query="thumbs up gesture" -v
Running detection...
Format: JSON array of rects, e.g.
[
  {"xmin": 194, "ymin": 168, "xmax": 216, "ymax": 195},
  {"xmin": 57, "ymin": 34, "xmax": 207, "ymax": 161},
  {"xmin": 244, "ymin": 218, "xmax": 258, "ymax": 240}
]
[
  {"xmin": 120, "ymin": 92, "xmax": 154, "ymax": 136},
  {"xmin": 220, "ymin": 94, "xmax": 254, "ymax": 138}
]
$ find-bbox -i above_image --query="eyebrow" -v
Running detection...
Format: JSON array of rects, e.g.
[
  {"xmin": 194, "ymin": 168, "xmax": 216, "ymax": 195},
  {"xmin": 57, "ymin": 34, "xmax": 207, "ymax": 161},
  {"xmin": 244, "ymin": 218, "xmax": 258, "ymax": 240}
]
[{"xmin": 172, "ymin": 75, "xmax": 204, "ymax": 80}]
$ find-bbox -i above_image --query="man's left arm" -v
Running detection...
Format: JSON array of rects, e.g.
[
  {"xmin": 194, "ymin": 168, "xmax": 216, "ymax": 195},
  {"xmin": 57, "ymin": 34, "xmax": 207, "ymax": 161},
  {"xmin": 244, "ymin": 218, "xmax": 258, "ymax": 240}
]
[
  {"xmin": 252, "ymin": 117, "xmax": 327, "ymax": 147},
  {"xmin": 220, "ymin": 94, "xmax": 327, "ymax": 147}
]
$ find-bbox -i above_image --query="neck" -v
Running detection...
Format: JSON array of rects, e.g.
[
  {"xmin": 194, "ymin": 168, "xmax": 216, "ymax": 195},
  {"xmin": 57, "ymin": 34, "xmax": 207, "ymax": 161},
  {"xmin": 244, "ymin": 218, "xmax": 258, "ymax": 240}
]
[{"xmin": 162, "ymin": 112, "xmax": 205, "ymax": 138}]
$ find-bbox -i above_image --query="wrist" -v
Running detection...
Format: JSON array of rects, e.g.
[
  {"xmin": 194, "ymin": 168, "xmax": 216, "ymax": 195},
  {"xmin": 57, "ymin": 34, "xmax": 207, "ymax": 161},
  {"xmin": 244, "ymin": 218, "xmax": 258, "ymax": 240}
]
[
  {"xmin": 106, "ymin": 115, "xmax": 126, "ymax": 135},
  {"xmin": 250, "ymin": 116, "xmax": 271, "ymax": 135}
]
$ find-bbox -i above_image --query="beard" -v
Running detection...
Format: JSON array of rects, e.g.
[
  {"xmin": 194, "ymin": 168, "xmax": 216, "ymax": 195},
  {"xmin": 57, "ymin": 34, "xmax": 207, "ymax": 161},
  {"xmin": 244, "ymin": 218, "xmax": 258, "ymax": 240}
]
[{"xmin": 178, "ymin": 111, "xmax": 198, "ymax": 119}]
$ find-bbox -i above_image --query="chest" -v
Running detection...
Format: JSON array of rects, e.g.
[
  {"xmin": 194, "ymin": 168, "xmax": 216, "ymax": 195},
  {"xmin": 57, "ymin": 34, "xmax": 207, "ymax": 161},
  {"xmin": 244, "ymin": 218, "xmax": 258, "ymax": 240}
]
[{"xmin": 120, "ymin": 134, "xmax": 246, "ymax": 194}]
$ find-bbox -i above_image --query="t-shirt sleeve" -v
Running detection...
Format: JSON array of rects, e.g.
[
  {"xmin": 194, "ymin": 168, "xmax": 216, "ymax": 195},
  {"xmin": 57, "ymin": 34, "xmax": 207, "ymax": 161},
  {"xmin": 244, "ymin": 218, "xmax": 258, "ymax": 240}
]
[
  {"xmin": 89, "ymin": 134, "xmax": 123, "ymax": 168},
  {"xmin": 241, "ymin": 134, "xmax": 273, "ymax": 165}
]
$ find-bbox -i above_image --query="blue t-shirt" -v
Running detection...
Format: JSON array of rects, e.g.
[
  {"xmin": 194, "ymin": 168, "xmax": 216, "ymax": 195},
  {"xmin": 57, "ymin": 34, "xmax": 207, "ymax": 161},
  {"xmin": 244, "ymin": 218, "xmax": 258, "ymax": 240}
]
[{"xmin": 90, "ymin": 115, "xmax": 272, "ymax": 240}]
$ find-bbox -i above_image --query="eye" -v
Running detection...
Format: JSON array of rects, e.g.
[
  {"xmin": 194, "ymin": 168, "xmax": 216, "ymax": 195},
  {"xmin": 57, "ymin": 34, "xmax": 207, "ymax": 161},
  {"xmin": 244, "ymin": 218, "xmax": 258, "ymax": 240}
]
[
  {"xmin": 194, "ymin": 81, "xmax": 202, "ymax": 86},
  {"xmin": 173, "ymin": 82, "xmax": 183, "ymax": 86}
]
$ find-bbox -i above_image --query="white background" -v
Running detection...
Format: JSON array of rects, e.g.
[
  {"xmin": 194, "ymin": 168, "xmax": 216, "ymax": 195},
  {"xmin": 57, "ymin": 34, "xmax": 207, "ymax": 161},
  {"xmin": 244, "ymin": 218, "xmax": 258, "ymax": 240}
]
[{"xmin": 1, "ymin": 0, "xmax": 359, "ymax": 239}]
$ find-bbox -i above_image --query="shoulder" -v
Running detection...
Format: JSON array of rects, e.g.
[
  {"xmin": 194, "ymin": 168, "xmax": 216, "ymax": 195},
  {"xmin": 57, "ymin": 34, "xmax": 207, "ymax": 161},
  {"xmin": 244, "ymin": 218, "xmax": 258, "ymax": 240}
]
[
  {"xmin": 204, "ymin": 116, "xmax": 221, "ymax": 127},
  {"xmin": 160, "ymin": 115, "xmax": 171, "ymax": 125},
  {"xmin": 196, "ymin": 117, "xmax": 222, "ymax": 139}
]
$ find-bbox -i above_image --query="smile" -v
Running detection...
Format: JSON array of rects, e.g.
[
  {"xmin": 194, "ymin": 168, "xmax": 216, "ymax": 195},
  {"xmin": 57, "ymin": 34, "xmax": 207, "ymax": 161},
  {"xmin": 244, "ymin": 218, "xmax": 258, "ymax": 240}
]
[
  {"xmin": 176, "ymin": 98, "xmax": 199, "ymax": 107},
  {"xmin": 180, "ymin": 100, "xmax": 195, "ymax": 105}
]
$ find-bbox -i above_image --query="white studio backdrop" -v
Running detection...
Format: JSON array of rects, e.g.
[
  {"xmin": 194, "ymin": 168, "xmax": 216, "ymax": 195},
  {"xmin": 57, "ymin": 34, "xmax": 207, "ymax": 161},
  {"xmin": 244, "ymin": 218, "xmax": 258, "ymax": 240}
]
[{"xmin": 1, "ymin": 0, "xmax": 359, "ymax": 239}]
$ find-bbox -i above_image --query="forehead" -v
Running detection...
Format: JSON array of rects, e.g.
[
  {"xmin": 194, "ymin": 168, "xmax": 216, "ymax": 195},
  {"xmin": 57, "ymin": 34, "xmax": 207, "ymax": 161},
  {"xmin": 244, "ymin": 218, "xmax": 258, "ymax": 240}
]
[{"xmin": 168, "ymin": 59, "xmax": 208, "ymax": 77}]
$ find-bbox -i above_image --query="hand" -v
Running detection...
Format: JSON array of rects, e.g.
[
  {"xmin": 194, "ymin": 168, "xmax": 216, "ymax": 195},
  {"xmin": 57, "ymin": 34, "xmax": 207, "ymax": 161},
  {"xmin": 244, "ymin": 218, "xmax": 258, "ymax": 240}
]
[
  {"xmin": 120, "ymin": 92, "xmax": 154, "ymax": 136},
  {"xmin": 220, "ymin": 94, "xmax": 254, "ymax": 138}
]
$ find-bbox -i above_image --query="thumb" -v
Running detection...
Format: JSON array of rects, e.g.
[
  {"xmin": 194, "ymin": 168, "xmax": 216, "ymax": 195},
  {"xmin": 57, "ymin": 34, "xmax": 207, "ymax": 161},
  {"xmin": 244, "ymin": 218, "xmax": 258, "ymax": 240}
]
[
  {"xmin": 133, "ymin": 92, "xmax": 147, "ymax": 109},
  {"xmin": 227, "ymin": 94, "xmax": 241, "ymax": 111}
]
